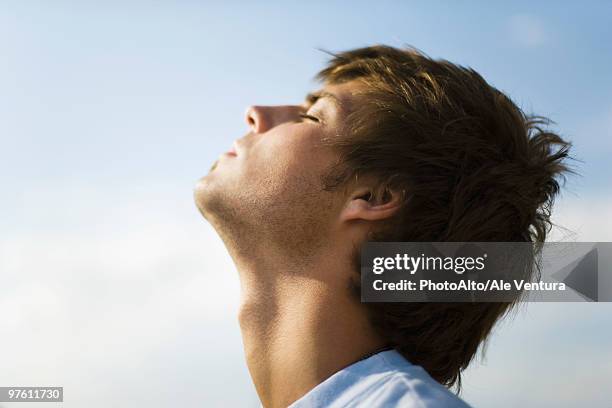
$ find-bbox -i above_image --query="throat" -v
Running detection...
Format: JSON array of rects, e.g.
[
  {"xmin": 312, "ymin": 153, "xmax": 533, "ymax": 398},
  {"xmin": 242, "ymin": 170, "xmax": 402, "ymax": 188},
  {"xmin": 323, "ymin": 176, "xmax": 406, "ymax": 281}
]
[{"xmin": 237, "ymin": 276, "xmax": 386, "ymax": 408}]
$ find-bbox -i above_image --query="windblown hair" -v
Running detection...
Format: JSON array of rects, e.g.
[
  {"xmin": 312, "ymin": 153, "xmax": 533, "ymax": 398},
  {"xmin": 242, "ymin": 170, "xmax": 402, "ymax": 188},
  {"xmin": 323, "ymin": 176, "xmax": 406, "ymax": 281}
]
[{"xmin": 316, "ymin": 45, "xmax": 574, "ymax": 389}]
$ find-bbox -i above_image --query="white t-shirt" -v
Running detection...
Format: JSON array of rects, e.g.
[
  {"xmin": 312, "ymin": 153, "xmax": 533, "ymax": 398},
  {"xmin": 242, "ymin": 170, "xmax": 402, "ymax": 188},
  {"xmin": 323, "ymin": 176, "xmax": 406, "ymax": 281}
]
[{"xmin": 287, "ymin": 349, "xmax": 472, "ymax": 407}]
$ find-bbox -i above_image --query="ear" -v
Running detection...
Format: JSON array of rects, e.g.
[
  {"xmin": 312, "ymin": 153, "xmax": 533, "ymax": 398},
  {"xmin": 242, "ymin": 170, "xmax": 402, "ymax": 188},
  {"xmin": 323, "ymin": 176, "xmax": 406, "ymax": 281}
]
[{"xmin": 340, "ymin": 185, "xmax": 404, "ymax": 223}]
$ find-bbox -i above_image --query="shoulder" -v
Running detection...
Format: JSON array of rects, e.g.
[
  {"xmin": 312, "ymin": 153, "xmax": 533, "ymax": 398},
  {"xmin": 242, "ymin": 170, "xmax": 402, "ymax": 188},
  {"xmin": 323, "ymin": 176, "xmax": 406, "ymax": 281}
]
[{"xmin": 290, "ymin": 350, "xmax": 472, "ymax": 408}]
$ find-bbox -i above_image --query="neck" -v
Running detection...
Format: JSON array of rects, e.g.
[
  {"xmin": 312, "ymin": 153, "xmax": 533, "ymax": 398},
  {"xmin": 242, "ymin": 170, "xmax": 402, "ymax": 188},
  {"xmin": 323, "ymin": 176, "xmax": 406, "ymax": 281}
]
[{"xmin": 235, "ymin": 253, "xmax": 386, "ymax": 408}]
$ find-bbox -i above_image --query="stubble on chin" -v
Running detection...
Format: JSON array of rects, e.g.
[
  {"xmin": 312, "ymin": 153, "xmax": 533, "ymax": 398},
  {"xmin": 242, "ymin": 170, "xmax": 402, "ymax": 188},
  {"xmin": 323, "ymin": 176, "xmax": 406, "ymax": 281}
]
[{"xmin": 209, "ymin": 160, "xmax": 218, "ymax": 172}]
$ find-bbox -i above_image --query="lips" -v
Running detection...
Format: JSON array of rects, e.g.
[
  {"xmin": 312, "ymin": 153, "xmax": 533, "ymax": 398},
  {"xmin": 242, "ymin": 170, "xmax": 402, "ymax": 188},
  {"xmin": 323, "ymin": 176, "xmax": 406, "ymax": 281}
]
[
  {"xmin": 225, "ymin": 141, "xmax": 238, "ymax": 157},
  {"xmin": 230, "ymin": 140, "xmax": 242, "ymax": 156}
]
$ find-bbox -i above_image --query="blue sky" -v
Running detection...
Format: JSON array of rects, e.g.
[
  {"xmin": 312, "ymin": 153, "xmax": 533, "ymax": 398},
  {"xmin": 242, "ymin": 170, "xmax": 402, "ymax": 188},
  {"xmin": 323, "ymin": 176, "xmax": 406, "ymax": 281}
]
[{"xmin": 0, "ymin": 2, "xmax": 610, "ymax": 407}]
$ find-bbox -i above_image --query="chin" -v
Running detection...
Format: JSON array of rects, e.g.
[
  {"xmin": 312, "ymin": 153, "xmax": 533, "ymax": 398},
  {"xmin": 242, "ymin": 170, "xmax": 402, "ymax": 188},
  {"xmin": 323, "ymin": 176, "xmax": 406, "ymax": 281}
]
[
  {"xmin": 193, "ymin": 172, "xmax": 234, "ymax": 224},
  {"xmin": 193, "ymin": 176, "xmax": 216, "ymax": 220}
]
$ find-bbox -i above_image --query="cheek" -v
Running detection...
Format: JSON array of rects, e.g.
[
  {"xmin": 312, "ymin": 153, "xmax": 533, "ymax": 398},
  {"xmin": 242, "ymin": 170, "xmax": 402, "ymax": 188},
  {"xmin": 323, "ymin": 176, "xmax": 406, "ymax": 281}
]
[{"xmin": 248, "ymin": 132, "xmax": 325, "ymax": 182}]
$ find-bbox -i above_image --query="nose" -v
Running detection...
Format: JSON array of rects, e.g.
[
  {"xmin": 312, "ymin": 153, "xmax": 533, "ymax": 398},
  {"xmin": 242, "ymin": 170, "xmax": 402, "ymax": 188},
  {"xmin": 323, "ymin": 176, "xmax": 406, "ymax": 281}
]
[
  {"xmin": 244, "ymin": 106, "xmax": 267, "ymax": 133},
  {"xmin": 244, "ymin": 105, "xmax": 302, "ymax": 134}
]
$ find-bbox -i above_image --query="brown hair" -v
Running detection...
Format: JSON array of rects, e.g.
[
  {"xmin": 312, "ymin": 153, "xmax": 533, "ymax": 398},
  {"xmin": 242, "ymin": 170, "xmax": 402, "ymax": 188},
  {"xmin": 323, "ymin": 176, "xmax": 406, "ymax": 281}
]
[{"xmin": 316, "ymin": 45, "xmax": 575, "ymax": 389}]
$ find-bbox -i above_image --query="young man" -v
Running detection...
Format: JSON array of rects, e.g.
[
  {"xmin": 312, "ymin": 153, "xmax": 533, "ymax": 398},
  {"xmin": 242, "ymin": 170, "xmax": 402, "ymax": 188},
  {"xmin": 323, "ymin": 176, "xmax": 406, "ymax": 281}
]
[{"xmin": 194, "ymin": 46, "xmax": 572, "ymax": 407}]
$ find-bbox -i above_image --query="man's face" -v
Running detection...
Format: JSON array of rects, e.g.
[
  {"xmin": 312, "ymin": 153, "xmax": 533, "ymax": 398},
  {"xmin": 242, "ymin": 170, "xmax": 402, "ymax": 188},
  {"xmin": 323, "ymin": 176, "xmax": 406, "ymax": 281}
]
[{"xmin": 194, "ymin": 81, "xmax": 360, "ymax": 259}]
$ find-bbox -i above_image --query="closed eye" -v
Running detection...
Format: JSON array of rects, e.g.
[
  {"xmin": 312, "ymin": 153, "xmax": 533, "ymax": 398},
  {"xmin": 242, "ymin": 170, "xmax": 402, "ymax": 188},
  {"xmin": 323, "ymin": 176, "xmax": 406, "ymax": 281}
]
[{"xmin": 298, "ymin": 113, "xmax": 320, "ymax": 123}]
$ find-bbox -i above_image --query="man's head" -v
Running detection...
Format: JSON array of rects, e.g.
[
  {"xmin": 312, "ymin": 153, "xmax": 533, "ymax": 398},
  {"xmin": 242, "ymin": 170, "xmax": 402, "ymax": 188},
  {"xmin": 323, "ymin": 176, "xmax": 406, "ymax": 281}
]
[
  {"xmin": 194, "ymin": 45, "xmax": 572, "ymax": 387},
  {"xmin": 194, "ymin": 81, "xmax": 370, "ymax": 267}
]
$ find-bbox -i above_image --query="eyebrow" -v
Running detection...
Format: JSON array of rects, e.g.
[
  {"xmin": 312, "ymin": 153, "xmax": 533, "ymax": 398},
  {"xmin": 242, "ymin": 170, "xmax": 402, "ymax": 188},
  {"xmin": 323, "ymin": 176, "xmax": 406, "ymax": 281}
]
[{"xmin": 304, "ymin": 91, "xmax": 342, "ymax": 110}]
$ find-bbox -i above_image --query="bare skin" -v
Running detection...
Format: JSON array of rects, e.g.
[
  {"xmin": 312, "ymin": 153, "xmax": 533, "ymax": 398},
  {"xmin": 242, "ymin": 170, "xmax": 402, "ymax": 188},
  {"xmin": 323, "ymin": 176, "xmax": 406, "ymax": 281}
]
[{"xmin": 194, "ymin": 81, "xmax": 403, "ymax": 408}]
